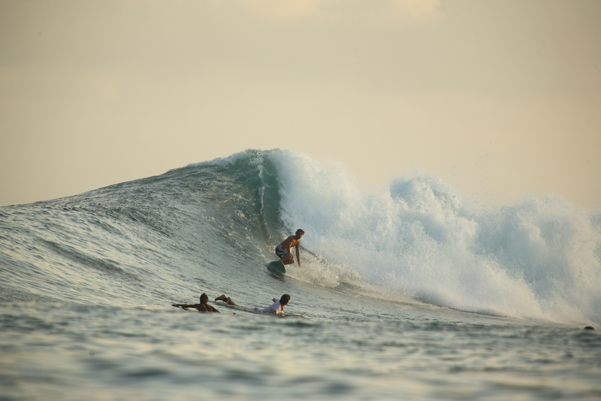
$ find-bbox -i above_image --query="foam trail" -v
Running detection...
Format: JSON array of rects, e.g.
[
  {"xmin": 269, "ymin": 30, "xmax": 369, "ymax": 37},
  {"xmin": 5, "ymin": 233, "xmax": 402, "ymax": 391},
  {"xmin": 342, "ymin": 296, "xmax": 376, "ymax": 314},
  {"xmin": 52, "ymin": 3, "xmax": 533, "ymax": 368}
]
[{"xmin": 269, "ymin": 150, "xmax": 601, "ymax": 324}]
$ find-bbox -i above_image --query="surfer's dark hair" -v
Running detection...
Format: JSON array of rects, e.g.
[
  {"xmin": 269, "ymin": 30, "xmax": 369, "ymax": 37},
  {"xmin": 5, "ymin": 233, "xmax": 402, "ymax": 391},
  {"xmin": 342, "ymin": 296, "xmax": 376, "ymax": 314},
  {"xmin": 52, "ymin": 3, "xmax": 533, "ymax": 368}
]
[
  {"xmin": 200, "ymin": 293, "xmax": 209, "ymax": 304},
  {"xmin": 280, "ymin": 294, "xmax": 291, "ymax": 305},
  {"xmin": 296, "ymin": 229, "xmax": 305, "ymax": 234}
]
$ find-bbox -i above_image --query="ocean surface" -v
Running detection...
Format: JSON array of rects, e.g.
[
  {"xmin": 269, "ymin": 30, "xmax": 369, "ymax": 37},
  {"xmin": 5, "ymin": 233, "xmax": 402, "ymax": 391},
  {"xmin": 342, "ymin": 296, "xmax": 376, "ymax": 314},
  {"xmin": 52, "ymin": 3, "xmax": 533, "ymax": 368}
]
[{"xmin": 1, "ymin": 149, "xmax": 600, "ymax": 400}]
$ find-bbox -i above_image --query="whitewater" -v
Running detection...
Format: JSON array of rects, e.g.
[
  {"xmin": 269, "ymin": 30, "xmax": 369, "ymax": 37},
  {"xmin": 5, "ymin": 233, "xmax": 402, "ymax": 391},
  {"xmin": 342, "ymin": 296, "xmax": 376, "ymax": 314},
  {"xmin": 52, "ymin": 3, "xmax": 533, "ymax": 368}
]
[{"xmin": 1, "ymin": 149, "xmax": 600, "ymax": 400}]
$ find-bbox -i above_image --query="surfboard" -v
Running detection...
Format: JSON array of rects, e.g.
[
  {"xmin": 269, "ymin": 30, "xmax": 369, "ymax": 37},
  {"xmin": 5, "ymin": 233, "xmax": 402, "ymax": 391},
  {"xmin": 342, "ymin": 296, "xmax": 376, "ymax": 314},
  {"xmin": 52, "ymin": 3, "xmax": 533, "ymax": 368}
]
[
  {"xmin": 267, "ymin": 260, "xmax": 286, "ymax": 274},
  {"xmin": 212, "ymin": 301, "xmax": 306, "ymax": 317}
]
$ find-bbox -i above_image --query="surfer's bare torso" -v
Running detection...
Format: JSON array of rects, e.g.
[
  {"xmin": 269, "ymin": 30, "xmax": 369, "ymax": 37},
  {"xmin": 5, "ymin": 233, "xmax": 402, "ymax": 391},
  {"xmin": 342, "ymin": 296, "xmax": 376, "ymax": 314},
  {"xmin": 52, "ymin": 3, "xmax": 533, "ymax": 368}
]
[{"xmin": 276, "ymin": 229, "xmax": 304, "ymax": 267}]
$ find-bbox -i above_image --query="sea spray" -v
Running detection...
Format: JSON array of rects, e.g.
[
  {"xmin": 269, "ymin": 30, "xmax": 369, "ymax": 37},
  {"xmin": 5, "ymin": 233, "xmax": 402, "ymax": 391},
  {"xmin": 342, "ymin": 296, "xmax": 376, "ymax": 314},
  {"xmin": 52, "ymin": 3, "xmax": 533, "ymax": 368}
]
[{"xmin": 269, "ymin": 150, "xmax": 601, "ymax": 324}]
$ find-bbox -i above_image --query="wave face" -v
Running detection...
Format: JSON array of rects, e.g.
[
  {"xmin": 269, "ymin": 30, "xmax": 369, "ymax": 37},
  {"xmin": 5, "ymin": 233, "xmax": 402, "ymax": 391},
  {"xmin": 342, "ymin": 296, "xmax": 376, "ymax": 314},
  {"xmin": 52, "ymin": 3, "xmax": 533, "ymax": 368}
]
[{"xmin": 1, "ymin": 149, "xmax": 600, "ymax": 324}]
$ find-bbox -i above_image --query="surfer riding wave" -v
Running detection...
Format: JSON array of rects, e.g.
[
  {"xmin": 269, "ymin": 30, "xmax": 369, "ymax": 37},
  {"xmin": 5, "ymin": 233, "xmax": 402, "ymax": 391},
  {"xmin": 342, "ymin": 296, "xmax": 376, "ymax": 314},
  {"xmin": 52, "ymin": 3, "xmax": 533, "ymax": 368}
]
[{"xmin": 275, "ymin": 229, "xmax": 304, "ymax": 267}]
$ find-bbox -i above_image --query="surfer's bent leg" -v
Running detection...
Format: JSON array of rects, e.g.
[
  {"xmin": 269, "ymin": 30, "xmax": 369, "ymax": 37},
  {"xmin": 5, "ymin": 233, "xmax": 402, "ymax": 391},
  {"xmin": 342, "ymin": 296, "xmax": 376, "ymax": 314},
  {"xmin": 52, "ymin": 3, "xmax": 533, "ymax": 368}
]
[
  {"xmin": 275, "ymin": 245, "xmax": 287, "ymax": 258},
  {"xmin": 276, "ymin": 245, "xmax": 294, "ymax": 265},
  {"xmin": 215, "ymin": 295, "xmax": 237, "ymax": 305}
]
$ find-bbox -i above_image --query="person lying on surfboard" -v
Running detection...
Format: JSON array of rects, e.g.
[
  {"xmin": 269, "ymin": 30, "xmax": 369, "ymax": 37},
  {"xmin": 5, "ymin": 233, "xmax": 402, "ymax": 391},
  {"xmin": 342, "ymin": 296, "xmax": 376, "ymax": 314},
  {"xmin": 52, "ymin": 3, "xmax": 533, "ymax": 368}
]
[
  {"xmin": 275, "ymin": 229, "xmax": 304, "ymax": 267},
  {"xmin": 215, "ymin": 294, "xmax": 291, "ymax": 315},
  {"xmin": 172, "ymin": 293, "xmax": 220, "ymax": 313}
]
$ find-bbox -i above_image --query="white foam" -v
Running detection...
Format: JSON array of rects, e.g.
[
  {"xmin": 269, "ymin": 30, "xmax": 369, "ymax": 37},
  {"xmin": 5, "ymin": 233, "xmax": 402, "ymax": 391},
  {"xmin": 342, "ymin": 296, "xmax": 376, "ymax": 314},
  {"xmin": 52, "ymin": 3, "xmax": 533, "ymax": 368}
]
[{"xmin": 269, "ymin": 150, "xmax": 601, "ymax": 325}]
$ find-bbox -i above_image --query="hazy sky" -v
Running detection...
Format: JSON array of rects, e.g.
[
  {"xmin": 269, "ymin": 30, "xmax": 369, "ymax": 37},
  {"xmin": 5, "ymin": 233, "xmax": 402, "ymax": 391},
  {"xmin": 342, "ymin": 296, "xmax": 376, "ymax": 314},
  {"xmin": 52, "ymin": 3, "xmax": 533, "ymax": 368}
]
[{"xmin": 1, "ymin": 0, "xmax": 600, "ymax": 209}]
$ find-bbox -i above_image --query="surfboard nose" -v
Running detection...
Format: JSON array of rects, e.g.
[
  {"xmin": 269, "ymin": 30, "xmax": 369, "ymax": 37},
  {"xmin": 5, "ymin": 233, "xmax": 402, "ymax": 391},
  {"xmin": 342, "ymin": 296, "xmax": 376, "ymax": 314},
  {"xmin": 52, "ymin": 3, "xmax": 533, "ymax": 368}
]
[{"xmin": 267, "ymin": 260, "xmax": 287, "ymax": 274}]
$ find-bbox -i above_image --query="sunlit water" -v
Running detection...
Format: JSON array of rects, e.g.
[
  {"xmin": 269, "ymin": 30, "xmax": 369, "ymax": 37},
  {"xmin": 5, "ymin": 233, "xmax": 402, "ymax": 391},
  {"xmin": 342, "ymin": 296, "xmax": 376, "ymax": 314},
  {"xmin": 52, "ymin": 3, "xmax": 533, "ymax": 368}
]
[
  {"xmin": 2, "ymin": 298, "xmax": 600, "ymax": 400},
  {"xmin": 1, "ymin": 149, "xmax": 600, "ymax": 400}
]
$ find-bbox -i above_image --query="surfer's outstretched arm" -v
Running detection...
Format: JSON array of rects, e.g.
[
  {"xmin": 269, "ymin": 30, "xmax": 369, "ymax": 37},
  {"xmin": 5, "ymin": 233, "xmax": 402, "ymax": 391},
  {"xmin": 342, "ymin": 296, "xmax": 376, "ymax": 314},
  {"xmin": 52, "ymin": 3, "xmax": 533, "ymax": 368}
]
[{"xmin": 172, "ymin": 303, "xmax": 196, "ymax": 310}]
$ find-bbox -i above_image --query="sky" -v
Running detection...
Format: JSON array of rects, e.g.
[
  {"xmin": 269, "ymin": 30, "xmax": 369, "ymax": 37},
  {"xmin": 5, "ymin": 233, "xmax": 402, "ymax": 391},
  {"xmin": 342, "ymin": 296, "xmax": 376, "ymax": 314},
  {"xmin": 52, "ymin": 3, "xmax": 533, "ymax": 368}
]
[{"xmin": 1, "ymin": 0, "xmax": 600, "ymax": 210}]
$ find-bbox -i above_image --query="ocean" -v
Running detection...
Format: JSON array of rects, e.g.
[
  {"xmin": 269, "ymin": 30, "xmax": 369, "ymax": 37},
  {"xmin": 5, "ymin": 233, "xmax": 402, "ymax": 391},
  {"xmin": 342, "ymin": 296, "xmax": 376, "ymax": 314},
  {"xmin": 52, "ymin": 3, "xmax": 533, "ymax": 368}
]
[{"xmin": 1, "ymin": 149, "xmax": 600, "ymax": 400}]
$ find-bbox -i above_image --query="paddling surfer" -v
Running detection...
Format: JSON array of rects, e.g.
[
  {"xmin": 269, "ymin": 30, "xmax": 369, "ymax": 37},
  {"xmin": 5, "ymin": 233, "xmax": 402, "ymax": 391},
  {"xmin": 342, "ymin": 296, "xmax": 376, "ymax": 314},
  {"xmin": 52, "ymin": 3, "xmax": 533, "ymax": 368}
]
[
  {"xmin": 215, "ymin": 294, "xmax": 291, "ymax": 315},
  {"xmin": 275, "ymin": 229, "xmax": 304, "ymax": 267},
  {"xmin": 255, "ymin": 294, "xmax": 290, "ymax": 314},
  {"xmin": 172, "ymin": 293, "xmax": 220, "ymax": 313}
]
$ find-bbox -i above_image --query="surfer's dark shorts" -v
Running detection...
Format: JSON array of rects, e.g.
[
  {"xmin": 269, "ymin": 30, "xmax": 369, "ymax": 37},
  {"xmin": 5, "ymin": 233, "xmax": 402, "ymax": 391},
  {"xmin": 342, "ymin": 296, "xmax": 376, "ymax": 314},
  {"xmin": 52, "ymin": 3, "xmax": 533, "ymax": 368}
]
[{"xmin": 275, "ymin": 244, "xmax": 289, "ymax": 258}]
